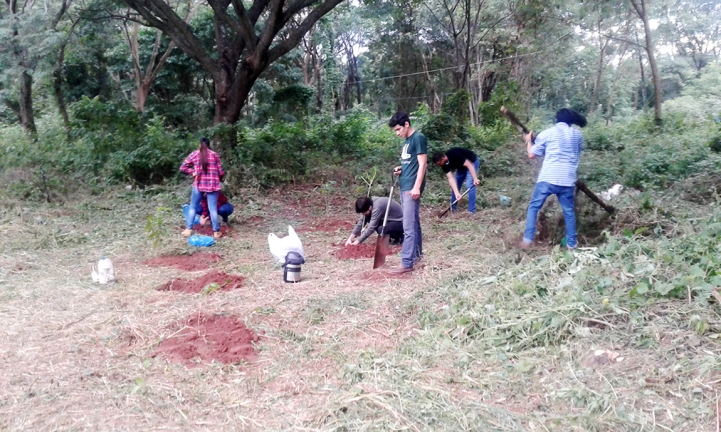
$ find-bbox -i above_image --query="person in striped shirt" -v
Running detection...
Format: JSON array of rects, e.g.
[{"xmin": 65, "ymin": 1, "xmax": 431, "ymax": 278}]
[
  {"xmin": 179, "ymin": 137, "xmax": 225, "ymax": 239},
  {"xmin": 519, "ymin": 109, "xmax": 587, "ymax": 250}
]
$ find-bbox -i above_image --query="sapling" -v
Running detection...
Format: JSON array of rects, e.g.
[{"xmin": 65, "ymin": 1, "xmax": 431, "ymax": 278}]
[
  {"xmin": 145, "ymin": 206, "xmax": 172, "ymax": 248},
  {"xmin": 355, "ymin": 166, "xmax": 379, "ymax": 197}
]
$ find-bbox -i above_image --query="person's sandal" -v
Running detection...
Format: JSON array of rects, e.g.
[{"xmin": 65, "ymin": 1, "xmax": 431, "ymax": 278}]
[
  {"xmin": 213, "ymin": 231, "xmax": 222, "ymax": 239},
  {"xmin": 182, "ymin": 229, "xmax": 192, "ymax": 237}
]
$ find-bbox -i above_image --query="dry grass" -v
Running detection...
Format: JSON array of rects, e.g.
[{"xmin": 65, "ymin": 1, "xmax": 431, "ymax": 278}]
[{"xmin": 0, "ymin": 184, "xmax": 719, "ymax": 431}]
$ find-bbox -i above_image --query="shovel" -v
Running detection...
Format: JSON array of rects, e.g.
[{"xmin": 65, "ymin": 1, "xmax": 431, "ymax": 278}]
[
  {"xmin": 438, "ymin": 185, "xmax": 475, "ymax": 218},
  {"xmin": 373, "ymin": 174, "xmax": 399, "ymax": 269}
]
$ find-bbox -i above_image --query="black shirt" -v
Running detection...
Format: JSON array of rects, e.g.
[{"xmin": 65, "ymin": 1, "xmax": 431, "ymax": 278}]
[{"xmin": 441, "ymin": 147, "xmax": 477, "ymax": 173}]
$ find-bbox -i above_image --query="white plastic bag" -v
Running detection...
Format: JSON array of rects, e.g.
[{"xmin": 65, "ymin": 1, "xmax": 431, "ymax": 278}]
[
  {"xmin": 599, "ymin": 184, "xmax": 624, "ymax": 201},
  {"xmin": 268, "ymin": 225, "xmax": 305, "ymax": 263}
]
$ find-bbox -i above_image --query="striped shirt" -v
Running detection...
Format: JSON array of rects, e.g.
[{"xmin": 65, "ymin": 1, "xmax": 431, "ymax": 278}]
[
  {"xmin": 531, "ymin": 122, "xmax": 583, "ymax": 187},
  {"xmin": 179, "ymin": 149, "xmax": 225, "ymax": 192}
]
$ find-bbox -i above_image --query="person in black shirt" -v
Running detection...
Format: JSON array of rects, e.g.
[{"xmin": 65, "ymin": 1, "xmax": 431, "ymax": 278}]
[{"xmin": 432, "ymin": 147, "xmax": 481, "ymax": 213}]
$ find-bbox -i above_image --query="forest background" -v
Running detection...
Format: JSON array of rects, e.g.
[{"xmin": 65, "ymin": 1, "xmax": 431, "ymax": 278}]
[
  {"xmin": 1, "ymin": 0, "xmax": 719, "ymax": 196},
  {"xmin": 3, "ymin": 0, "xmax": 721, "ymax": 429}
]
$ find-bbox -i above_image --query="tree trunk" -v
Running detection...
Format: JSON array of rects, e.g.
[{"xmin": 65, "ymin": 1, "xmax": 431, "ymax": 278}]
[
  {"xmin": 126, "ymin": 21, "xmax": 180, "ymax": 112},
  {"xmin": 642, "ymin": 21, "xmax": 662, "ymax": 122},
  {"xmin": 53, "ymin": 66, "xmax": 70, "ymax": 135},
  {"xmin": 605, "ymin": 43, "xmax": 629, "ymax": 125},
  {"xmin": 19, "ymin": 71, "xmax": 37, "ymax": 137},
  {"xmin": 605, "ymin": 86, "xmax": 614, "ymax": 125},
  {"xmin": 631, "ymin": 0, "xmax": 662, "ymax": 121},
  {"xmin": 123, "ymin": 0, "xmax": 345, "ymax": 126},
  {"xmin": 420, "ymin": 51, "xmax": 440, "ymax": 113},
  {"xmin": 315, "ymin": 55, "xmax": 323, "ymax": 110},
  {"xmin": 589, "ymin": 36, "xmax": 609, "ymax": 115},
  {"xmin": 52, "ymin": 4, "xmax": 74, "ymax": 137},
  {"xmin": 635, "ymin": 28, "xmax": 647, "ymax": 109},
  {"xmin": 137, "ymin": 81, "xmax": 152, "ymax": 112}
]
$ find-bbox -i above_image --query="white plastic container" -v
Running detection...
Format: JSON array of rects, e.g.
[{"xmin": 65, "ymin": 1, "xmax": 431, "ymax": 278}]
[{"xmin": 93, "ymin": 256, "xmax": 116, "ymax": 284}]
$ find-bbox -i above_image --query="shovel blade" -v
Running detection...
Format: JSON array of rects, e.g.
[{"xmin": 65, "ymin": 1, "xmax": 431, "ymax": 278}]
[{"xmin": 373, "ymin": 234, "xmax": 390, "ymax": 269}]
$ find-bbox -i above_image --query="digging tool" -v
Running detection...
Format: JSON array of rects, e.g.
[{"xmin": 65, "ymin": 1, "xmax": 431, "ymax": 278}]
[
  {"xmin": 499, "ymin": 106, "xmax": 616, "ymax": 214},
  {"xmin": 575, "ymin": 180, "xmax": 616, "ymax": 214},
  {"xmin": 438, "ymin": 185, "xmax": 476, "ymax": 218},
  {"xmin": 500, "ymin": 106, "xmax": 530, "ymax": 134},
  {"xmin": 373, "ymin": 174, "xmax": 399, "ymax": 269}
]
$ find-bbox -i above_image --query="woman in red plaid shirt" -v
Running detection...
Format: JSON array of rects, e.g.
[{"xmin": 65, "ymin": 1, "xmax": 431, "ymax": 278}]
[{"xmin": 179, "ymin": 137, "xmax": 225, "ymax": 239}]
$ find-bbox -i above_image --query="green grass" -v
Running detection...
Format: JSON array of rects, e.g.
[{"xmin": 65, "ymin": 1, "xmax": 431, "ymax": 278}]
[{"xmin": 1, "ymin": 177, "xmax": 720, "ymax": 431}]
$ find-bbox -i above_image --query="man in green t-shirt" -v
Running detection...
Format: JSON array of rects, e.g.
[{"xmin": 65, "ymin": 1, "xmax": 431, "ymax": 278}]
[{"xmin": 388, "ymin": 111, "xmax": 428, "ymax": 274}]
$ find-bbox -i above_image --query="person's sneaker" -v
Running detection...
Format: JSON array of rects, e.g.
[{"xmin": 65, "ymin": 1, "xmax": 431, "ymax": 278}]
[
  {"xmin": 213, "ymin": 231, "xmax": 222, "ymax": 240},
  {"xmin": 222, "ymin": 216, "xmax": 228, "ymax": 223},
  {"xmin": 182, "ymin": 229, "xmax": 192, "ymax": 237},
  {"xmin": 388, "ymin": 266, "xmax": 413, "ymax": 274}
]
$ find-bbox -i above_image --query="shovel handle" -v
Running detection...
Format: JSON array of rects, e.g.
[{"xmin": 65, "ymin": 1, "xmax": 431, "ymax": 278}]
[
  {"xmin": 500, "ymin": 106, "xmax": 531, "ymax": 135},
  {"xmin": 379, "ymin": 173, "xmax": 398, "ymax": 235},
  {"xmin": 439, "ymin": 186, "xmax": 475, "ymax": 218}
]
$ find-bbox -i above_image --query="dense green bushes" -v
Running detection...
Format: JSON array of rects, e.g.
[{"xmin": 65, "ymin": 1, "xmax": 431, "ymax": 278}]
[
  {"xmin": 0, "ymin": 97, "xmax": 194, "ymax": 199},
  {"xmin": 71, "ymin": 97, "xmax": 195, "ymax": 185},
  {"xmin": 233, "ymin": 107, "xmax": 398, "ymax": 186},
  {"xmin": 580, "ymin": 110, "xmax": 718, "ymax": 190},
  {"xmin": 2, "ymin": 74, "xmax": 720, "ymax": 201}
]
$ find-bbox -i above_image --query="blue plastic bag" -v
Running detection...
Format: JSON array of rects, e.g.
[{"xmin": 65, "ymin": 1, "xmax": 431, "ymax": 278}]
[
  {"xmin": 188, "ymin": 235, "xmax": 215, "ymax": 247},
  {"xmin": 181, "ymin": 204, "xmax": 201, "ymax": 225}
]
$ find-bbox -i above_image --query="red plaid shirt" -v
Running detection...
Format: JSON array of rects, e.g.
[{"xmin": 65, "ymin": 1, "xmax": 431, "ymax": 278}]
[
  {"xmin": 200, "ymin": 192, "xmax": 229, "ymax": 217},
  {"xmin": 179, "ymin": 149, "xmax": 225, "ymax": 192}
]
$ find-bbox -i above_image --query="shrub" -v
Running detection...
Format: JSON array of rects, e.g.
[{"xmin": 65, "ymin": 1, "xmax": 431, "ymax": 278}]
[
  {"xmin": 70, "ymin": 97, "xmax": 193, "ymax": 185},
  {"xmin": 233, "ymin": 107, "xmax": 388, "ymax": 186},
  {"xmin": 579, "ymin": 111, "xmax": 717, "ymax": 190}
]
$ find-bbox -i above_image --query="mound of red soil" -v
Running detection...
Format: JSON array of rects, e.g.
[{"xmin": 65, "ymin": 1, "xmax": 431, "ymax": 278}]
[
  {"xmin": 301, "ymin": 218, "xmax": 354, "ymax": 232},
  {"xmin": 152, "ymin": 314, "xmax": 259, "ymax": 366},
  {"xmin": 189, "ymin": 224, "xmax": 234, "ymax": 237},
  {"xmin": 333, "ymin": 243, "xmax": 400, "ymax": 260},
  {"xmin": 143, "ymin": 252, "xmax": 222, "ymax": 271},
  {"xmin": 156, "ymin": 269, "xmax": 245, "ymax": 293}
]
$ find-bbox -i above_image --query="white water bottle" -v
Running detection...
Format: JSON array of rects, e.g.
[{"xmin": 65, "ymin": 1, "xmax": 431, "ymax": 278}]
[{"xmin": 97, "ymin": 256, "xmax": 116, "ymax": 284}]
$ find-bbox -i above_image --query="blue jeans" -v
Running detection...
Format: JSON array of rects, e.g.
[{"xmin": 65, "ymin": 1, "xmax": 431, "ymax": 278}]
[
  {"xmin": 523, "ymin": 182, "xmax": 577, "ymax": 248},
  {"xmin": 186, "ymin": 187, "xmax": 220, "ymax": 232},
  {"xmin": 451, "ymin": 159, "xmax": 480, "ymax": 213},
  {"xmin": 195, "ymin": 202, "xmax": 234, "ymax": 222},
  {"xmin": 218, "ymin": 203, "xmax": 233, "ymax": 222},
  {"xmin": 400, "ymin": 191, "xmax": 422, "ymax": 268}
]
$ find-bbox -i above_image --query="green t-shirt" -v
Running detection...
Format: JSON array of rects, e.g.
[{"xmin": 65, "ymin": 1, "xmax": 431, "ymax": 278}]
[{"xmin": 399, "ymin": 131, "xmax": 428, "ymax": 191}]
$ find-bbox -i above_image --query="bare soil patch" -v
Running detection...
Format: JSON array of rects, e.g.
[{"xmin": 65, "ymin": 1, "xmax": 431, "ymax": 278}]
[
  {"xmin": 190, "ymin": 223, "xmax": 235, "ymax": 237},
  {"xmin": 355, "ymin": 268, "xmax": 413, "ymax": 281},
  {"xmin": 156, "ymin": 269, "xmax": 245, "ymax": 293},
  {"xmin": 333, "ymin": 242, "xmax": 400, "ymax": 260},
  {"xmin": 300, "ymin": 217, "xmax": 354, "ymax": 232},
  {"xmin": 143, "ymin": 252, "xmax": 222, "ymax": 271},
  {"xmin": 152, "ymin": 313, "xmax": 259, "ymax": 367},
  {"xmin": 240, "ymin": 215, "xmax": 265, "ymax": 226}
]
